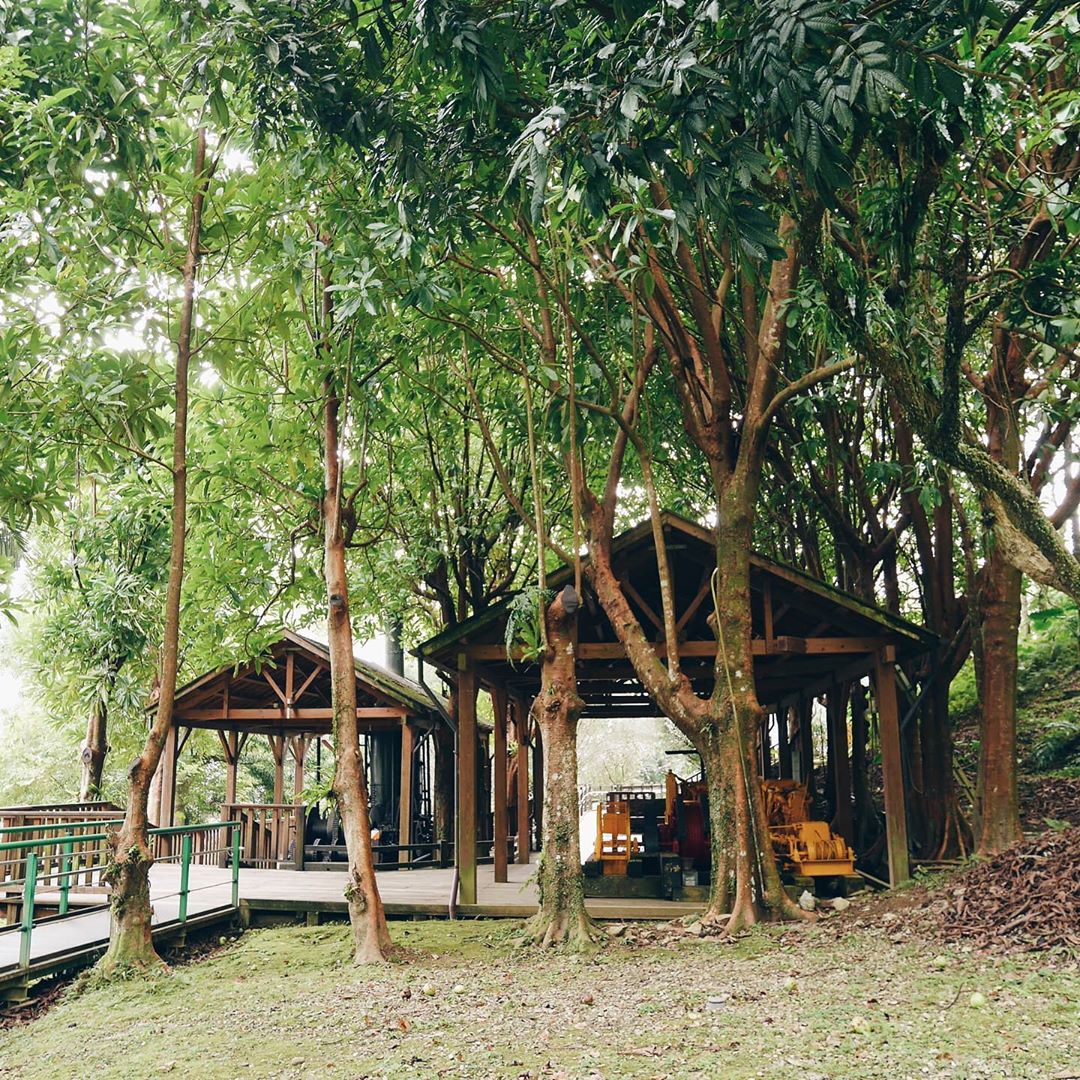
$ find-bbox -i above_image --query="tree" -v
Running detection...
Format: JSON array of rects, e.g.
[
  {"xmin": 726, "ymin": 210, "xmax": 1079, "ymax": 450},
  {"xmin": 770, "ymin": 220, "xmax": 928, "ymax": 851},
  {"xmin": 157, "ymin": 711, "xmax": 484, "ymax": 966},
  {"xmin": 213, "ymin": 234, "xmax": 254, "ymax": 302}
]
[
  {"xmin": 809, "ymin": 8, "xmax": 1080, "ymax": 852},
  {"xmin": 99, "ymin": 125, "xmax": 214, "ymax": 975}
]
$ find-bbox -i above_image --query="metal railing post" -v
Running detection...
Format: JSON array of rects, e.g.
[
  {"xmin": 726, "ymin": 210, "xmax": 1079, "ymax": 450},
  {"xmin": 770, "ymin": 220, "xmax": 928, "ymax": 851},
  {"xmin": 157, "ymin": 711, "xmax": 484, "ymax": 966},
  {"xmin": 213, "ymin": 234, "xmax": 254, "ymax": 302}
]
[
  {"xmin": 19, "ymin": 851, "xmax": 38, "ymax": 970},
  {"xmin": 58, "ymin": 838, "xmax": 74, "ymax": 916},
  {"xmin": 231, "ymin": 825, "xmax": 240, "ymax": 909},
  {"xmin": 178, "ymin": 831, "xmax": 192, "ymax": 923}
]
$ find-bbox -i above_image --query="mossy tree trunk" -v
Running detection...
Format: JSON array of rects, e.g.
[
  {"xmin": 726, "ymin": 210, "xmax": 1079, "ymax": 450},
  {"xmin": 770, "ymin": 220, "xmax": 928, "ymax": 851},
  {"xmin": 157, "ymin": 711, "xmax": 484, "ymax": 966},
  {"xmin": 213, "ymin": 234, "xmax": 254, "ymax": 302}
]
[
  {"xmin": 974, "ymin": 327, "xmax": 1025, "ymax": 855},
  {"xmin": 525, "ymin": 586, "xmax": 601, "ymax": 950},
  {"xmin": 98, "ymin": 129, "xmax": 211, "ymax": 979},
  {"xmin": 976, "ymin": 544, "xmax": 1023, "ymax": 853}
]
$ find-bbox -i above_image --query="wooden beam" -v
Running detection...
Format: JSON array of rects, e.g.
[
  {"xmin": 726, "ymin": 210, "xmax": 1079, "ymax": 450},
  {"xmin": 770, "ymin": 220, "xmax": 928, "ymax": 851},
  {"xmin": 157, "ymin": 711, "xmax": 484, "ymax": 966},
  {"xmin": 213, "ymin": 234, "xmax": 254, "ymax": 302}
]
[
  {"xmin": 263, "ymin": 668, "xmax": 287, "ymax": 705},
  {"xmin": 513, "ymin": 698, "xmax": 530, "ymax": 864},
  {"xmin": 175, "ymin": 706, "xmax": 407, "ymax": 721},
  {"xmin": 461, "ymin": 637, "xmax": 892, "ymax": 662},
  {"xmin": 492, "ymin": 687, "xmax": 508, "ymax": 883},
  {"xmin": 675, "ymin": 568, "xmax": 712, "ymax": 633},
  {"xmin": 620, "ymin": 575, "xmax": 665, "ymax": 633},
  {"xmin": 457, "ymin": 659, "xmax": 478, "ymax": 906},
  {"xmin": 293, "ymin": 660, "xmax": 326, "ymax": 701},
  {"xmin": 399, "ymin": 722, "xmax": 414, "ymax": 857},
  {"xmin": 873, "ymin": 648, "xmax": 910, "ymax": 887}
]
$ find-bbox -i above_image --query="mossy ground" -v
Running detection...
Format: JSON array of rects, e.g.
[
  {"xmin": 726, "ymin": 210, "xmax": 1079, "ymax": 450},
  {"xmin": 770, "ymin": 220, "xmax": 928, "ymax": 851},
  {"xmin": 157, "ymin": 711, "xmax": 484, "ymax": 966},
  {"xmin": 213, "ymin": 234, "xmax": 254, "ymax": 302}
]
[{"xmin": 1, "ymin": 909, "xmax": 1077, "ymax": 1079}]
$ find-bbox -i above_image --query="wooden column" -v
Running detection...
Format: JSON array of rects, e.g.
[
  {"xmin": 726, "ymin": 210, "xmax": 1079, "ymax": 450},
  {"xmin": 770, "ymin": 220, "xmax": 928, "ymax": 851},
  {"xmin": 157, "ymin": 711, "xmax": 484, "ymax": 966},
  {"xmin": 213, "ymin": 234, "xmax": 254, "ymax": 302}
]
[
  {"xmin": 399, "ymin": 721, "xmax": 414, "ymax": 857},
  {"xmin": 269, "ymin": 735, "xmax": 285, "ymax": 805},
  {"xmin": 290, "ymin": 736, "xmax": 308, "ymax": 801},
  {"xmin": 827, "ymin": 687, "xmax": 853, "ymax": 843},
  {"xmin": 492, "ymin": 687, "xmax": 509, "ymax": 883},
  {"xmin": 531, "ymin": 720, "xmax": 544, "ymax": 844},
  {"xmin": 457, "ymin": 659, "xmax": 478, "ymax": 905},
  {"xmin": 778, "ymin": 705, "xmax": 792, "ymax": 780},
  {"xmin": 874, "ymin": 648, "xmax": 910, "ymax": 886},
  {"xmin": 760, "ymin": 713, "xmax": 773, "ymax": 778},
  {"xmin": 514, "ymin": 698, "xmax": 530, "ymax": 863},
  {"xmin": 219, "ymin": 730, "xmax": 239, "ymax": 806},
  {"xmin": 798, "ymin": 697, "xmax": 815, "ymax": 796},
  {"xmin": 157, "ymin": 724, "xmax": 179, "ymax": 827}
]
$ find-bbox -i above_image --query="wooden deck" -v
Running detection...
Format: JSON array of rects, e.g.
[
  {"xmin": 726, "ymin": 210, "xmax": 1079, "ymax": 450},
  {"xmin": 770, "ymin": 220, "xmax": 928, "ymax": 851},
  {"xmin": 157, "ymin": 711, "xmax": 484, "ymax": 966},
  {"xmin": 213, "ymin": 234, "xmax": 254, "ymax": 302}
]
[
  {"xmin": 0, "ymin": 856, "xmax": 701, "ymax": 997},
  {"xmin": 234, "ymin": 856, "xmax": 703, "ymax": 922}
]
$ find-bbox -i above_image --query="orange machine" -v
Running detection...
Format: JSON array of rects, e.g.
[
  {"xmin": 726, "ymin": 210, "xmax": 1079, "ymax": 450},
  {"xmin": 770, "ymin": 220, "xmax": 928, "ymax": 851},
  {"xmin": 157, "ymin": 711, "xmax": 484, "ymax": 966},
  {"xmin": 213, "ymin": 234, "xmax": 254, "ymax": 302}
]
[
  {"xmin": 761, "ymin": 779, "xmax": 856, "ymax": 877},
  {"xmin": 594, "ymin": 800, "xmax": 637, "ymax": 875}
]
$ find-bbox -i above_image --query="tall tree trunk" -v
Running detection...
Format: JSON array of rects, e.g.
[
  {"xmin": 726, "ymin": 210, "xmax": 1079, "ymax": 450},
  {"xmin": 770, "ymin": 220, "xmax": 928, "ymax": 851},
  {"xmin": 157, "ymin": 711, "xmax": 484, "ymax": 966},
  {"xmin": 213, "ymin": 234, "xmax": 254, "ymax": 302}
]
[
  {"xmin": 323, "ymin": 372, "xmax": 392, "ymax": 965},
  {"xmin": 79, "ymin": 690, "xmax": 109, "ymax": 801},
  {"xmin": 710, "ymin": 494, "xmax": 804, "ymax": 932},
  {"xmin": 97, "ymin": 129, "xmax": 210, "ymax": 977},
  {"xmin": 585, "ymin": 490, "xmax": 805, "ymax": 933},
  {"xmin": 526, "ymin": 587, "xmax": 600, "ymax": 949},
  {"xmin": 976, "ymin": 545, "xmax": 1023, "ymax": 853},
  {"xmin": 975, "ymin": 333, "xmax": 1025, "ymax": 855}
]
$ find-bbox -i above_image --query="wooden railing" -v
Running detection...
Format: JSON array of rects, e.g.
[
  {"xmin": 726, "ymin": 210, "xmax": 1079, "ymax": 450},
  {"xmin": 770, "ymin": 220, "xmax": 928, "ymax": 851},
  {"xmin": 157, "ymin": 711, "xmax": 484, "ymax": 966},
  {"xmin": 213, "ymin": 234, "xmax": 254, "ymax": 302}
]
[{"xmin": 223, "ymin": 803, "xmax": 302, "ymax": 869}]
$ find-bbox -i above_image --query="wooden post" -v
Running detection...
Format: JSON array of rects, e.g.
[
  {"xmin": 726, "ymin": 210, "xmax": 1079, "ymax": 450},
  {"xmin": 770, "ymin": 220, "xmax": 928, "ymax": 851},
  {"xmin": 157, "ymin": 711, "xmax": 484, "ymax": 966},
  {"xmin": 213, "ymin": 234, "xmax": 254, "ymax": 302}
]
[
  {"xmin": 827, "ymin": 687, "xmax": 853, "ymax": 844},
  {"xmin": 220, "ymin": 730, "xmax": 239, "ymax": 806},
  {"xmin": 873, "ymin": 649, "xmax": 910, "ymax": 887},
  {"xmin": 531, "ymin": 718, "xmax": 543, "ymax": 846},
  {"xmin": 492, "ymin": 687, "xmax": 508, "ymax": 883},
  {"xmin": 798, "ymin": 697, "xmax": 814, "ymax": 796},
  {"xmin": 290, "ymin": 736, "xmax": 308, "ymax": 801},
  {"xmin": 399, "ymin": 721, "xmax": 414, "ymax": 861},
  {"xmin": 457, "ymin": 659, "xmax": 478, "ymax": 905},
  {"xmin": 269, "ymin": 735, "xmax": 285, "ymax": 805},
  {"xmin": 778, "ymin": 705, "xmax": 792, "ymax": 780},
  {"xmin": 514, "ymin": 698, "xmax": 530, "ymax": 864},
  {"xmin": 158, "ymin": 724, "xmax": 179, "ymax": 827},
  {"xmin": 760, "ymin": 713, "xmax": 772, "ymax": 777}
]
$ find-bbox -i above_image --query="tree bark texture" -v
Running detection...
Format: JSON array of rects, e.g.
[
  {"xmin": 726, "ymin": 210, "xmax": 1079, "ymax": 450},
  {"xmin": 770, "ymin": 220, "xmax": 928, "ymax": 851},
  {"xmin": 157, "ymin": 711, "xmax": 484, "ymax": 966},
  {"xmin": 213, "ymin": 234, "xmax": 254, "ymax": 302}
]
[{"xmin": 525, "ymin": 588, "xmax": 600, "ymax": 950}]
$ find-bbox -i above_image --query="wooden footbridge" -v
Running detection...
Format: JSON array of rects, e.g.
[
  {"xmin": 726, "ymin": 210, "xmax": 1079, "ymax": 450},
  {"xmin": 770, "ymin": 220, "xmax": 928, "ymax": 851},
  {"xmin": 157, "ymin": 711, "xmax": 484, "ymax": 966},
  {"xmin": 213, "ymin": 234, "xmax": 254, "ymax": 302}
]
[{"xmin": 1, "ymin": 810, "xmax": 700, "ymax": 1003}]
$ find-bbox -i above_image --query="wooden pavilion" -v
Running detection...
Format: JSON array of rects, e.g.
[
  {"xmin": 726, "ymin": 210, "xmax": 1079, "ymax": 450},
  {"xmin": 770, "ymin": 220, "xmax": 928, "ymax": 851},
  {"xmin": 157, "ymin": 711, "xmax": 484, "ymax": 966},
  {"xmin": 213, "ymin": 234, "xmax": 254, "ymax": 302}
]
[
  {"xmin": 153, "ymin": 630, "xmax": 458, "ymax": 868},
  {"xmin": 415, "ymin": 512, "xmax": 938, "ymax": 905}
]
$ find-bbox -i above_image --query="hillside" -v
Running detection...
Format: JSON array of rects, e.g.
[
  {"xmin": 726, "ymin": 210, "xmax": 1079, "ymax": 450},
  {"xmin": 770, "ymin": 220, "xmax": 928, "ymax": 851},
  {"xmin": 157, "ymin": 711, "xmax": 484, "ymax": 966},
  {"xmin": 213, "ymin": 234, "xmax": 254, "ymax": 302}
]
[{"xmin": 951, "ymin": 605, "xmax": 1080, "ymax": 832}]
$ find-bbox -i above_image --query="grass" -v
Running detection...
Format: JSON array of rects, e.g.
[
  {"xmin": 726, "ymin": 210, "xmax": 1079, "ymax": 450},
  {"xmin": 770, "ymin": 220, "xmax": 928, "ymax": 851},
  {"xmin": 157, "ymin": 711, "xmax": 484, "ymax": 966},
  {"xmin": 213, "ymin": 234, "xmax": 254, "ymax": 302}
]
[{"xmin": 1, "ymin": 911, "xmax": 1078, "ymax": 1079}]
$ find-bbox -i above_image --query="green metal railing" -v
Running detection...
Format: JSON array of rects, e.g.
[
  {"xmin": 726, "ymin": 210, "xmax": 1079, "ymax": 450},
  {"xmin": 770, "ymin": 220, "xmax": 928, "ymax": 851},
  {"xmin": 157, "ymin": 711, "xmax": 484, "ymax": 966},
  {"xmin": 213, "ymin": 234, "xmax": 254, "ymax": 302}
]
[{"xmin": 1, "ymin": 820, "xmax": 241, "ymax": 977}]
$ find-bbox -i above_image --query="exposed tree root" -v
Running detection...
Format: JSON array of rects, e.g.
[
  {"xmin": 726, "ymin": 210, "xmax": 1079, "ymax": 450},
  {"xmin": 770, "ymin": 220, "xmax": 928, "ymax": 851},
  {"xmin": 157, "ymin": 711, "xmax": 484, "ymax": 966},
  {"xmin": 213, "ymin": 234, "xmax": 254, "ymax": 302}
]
[{"xmin": 524, "ymin": 905, "xmax": 603, "ymax": 953}]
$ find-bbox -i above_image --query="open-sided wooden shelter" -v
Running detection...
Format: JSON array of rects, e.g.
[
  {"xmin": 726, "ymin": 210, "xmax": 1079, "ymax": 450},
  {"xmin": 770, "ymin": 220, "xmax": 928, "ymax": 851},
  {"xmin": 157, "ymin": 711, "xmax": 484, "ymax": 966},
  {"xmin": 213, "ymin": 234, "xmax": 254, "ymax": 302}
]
[
  {"xmin": 154, "ymin": 630, "xmax": 451, "ymax": 868},
  {"xmin": 416, "ymin": 512, "xmax": 937, "ymax": 904}
]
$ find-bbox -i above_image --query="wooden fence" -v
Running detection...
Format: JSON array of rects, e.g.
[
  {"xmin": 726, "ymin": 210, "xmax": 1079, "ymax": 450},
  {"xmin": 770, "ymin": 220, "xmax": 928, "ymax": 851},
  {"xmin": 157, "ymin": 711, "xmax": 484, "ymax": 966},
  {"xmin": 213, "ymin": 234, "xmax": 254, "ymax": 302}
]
[{"xmin": 223, "ymin": 803, "xmax": 302, "ymax": 869}]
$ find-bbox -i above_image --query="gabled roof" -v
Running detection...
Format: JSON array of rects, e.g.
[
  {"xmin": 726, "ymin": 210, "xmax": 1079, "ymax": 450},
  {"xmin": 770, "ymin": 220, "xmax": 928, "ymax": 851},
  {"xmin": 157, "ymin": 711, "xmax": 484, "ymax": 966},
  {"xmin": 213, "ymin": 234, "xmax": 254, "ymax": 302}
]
[
  {"xmin": 283, "ymin": 630, "xmax": 445, "ymax": 715},
  {"xmin": 170, "ymin": 628, "xmax": 447, "ymax": 722},
  {"xmin": 416, "ymin": 510, "xmax": 935, "ymax": 662}
]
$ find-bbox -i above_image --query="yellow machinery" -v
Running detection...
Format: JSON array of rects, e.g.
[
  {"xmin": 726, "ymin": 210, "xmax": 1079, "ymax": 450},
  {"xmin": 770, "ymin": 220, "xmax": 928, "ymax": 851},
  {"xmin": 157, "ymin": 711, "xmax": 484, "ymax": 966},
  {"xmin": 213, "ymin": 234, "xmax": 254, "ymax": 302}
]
[
  {"xmin": 594, "ymin": 800, "xmax": 637, "ymax": 875},
  {"xmin": 762, "ymin": 779, "xmax": 856, "ymax": 877}
]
